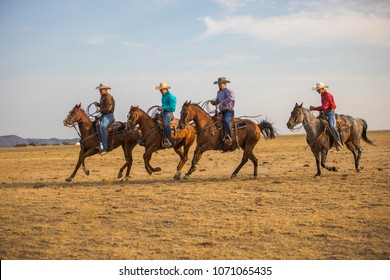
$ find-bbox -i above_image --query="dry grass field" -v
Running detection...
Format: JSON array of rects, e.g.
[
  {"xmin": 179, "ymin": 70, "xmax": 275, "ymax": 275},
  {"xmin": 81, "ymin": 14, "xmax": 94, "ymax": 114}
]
[{"xmin": 0, "ymin": 131, "xmax": 389, "ymax": 260}]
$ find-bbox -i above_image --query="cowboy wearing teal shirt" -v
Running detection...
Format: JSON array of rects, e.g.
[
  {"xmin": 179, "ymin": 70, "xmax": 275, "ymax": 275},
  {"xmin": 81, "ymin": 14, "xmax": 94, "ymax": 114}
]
[{"xmin": 156, "ymin": 82, "xmax": 177, "ymax": 148}]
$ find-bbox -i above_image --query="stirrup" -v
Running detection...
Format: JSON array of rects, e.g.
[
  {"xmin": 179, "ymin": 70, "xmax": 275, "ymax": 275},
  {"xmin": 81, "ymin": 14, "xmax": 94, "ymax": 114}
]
[{"xmin": 223, "ymin": 135, "xmax": 232, "ymax": 145}]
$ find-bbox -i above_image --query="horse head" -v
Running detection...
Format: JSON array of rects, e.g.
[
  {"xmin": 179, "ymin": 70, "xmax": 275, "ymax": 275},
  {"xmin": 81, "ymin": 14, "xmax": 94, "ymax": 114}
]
[
  {"xmin": 178, "ymin": 101, "xmax": 193, "ymax": 130},
  {"xmin": 63, "ymin": 103, "xmax": 83, "ymax": 127},
  {"xmin": 127, "ymin": 106, "xmax": 141, "ymax": 127},
  {"xmin": 287, "ymin": 103, "xmax": 305, "ymax": 130}
]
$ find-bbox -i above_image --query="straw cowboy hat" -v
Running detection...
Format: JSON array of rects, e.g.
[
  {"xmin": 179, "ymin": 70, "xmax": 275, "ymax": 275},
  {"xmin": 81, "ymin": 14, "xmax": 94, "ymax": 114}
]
[
  {"xmin": 155, "ymin": 82, "xmax": 171, "ymax": 90},
  {"xmin": 213, "ymin": 77, "xmax": 231, "ymax": 85},
  {"xmin": 95, "ymin": 83, "xmax": 111, "ymax": 90},
  {"xmin": 312, "ymin": 82, "xmax": 329, "ymax": 91}
]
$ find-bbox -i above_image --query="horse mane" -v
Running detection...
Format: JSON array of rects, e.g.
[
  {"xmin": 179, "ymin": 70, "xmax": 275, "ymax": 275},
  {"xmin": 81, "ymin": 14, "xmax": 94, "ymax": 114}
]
[{"xmin": 184, "ymin": 101, "xmax": 205, "ymax": 112}]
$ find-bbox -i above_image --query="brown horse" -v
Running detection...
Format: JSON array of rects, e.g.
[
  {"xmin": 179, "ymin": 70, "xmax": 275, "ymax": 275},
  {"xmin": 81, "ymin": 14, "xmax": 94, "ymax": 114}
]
[
  {"xmin": 287, "ymin": 103, "xmax": 375, "ymax": 176},
  {"xmin": 178, "ymin": 101, "xmax": 275, "ymax": 179},
  {"xmin": 63, "ymin": 104, "xmax": 140, "ymax": 182},
  {"xmin": 127, "ymin": 106, "xmax": 196, "ymax": 180}
]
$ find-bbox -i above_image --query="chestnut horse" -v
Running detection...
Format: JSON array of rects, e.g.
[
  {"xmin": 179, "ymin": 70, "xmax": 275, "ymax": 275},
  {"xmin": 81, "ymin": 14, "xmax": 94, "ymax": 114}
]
[
  {"xmin": 63, "ymin": 104, "xmax": 140, "ymax": 182},
  {"xmin": 127, "ymin": 106, "xmax": 196, "ymax": 180},
  {"xmin": 178, "ymin": 101, "xmax": 275, "ymax": 179},
  {"xmin": 287, "ymin": 103, "xmax": 374, "ymax": 176}
]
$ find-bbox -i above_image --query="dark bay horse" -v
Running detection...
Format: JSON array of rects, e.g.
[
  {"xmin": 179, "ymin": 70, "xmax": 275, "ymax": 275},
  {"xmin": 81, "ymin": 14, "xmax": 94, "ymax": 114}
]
[
  {"xmin": 287, "ymin": 103, "xmax": 374, "ymax": 176},
  {"xmin": 127, "ymin": 106, "xmax": 196, "ymax": 180},
  {"xmin": 63, "ymin": 104, "xmax": 140, "ymax": 182},
  {"xmin": 178, "ymin": 101, "xmax": 275, "ymax": 179}
]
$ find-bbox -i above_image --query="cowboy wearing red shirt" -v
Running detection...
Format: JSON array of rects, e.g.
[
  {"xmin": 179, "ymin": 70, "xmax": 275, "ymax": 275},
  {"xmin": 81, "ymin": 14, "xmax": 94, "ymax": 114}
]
[{"xmin": 310, "ymin": 82, "xmax": 342, "ymax": 150}]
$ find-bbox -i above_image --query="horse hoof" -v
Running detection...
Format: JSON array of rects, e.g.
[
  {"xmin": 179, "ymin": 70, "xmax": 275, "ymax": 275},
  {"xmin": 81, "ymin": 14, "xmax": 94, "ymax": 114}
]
[
  {"xmin": 314, "ymin": 173, "xmax": 321, "ymax": 177},
  {"xmin": 117, "ymin": 173, "xmax": 123, "ymax": 179},
  {"xmin": 65, "ymin": 177, "xmax": 72, "ymax": 182},
  {"xmin": 231, "ymin": 173, "xmax": 237, "ymax": 179},
  {"xmin": 155, "ymin": 167, "xmax": 162, "ymax": 172},
  {"xmin": 174, "ymin": 172, "xmax": 181, "ymax": 180},
  {"xmin": 183, "ymin": 174, "xmax": 189, "ymax": 180}
]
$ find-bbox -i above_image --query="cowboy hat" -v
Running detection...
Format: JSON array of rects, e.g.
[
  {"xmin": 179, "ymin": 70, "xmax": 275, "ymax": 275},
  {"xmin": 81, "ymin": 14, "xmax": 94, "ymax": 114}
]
[
  {"xmin": 213, "ymin": 77, "xmax": 231, "ymax": 85},
  {"xmin": 312, "ymin": 82, "xmax": 329, "ymax": 91},
  {"xmin": 155, "ymin": 82, "xmax": 171, "ymax": 90},
  {"xmin": 95, "ymin": 83, "xmax": 111, "ymax": 90}
]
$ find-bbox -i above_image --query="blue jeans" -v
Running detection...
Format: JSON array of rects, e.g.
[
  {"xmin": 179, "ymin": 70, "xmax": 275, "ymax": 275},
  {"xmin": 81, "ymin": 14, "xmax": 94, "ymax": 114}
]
[
  {"xmin": 98, "ymin": 113, "xmax": 114, "ymax": 149},
  {"xmin": 325, "ymin": 111, "xmax": 341, "ymax": 142},
  {"xmin": 222, "ymin": 109, "xmax": 234, "ymax": 138},
  {"xmin": 162, "ymin": 111, "xmax": 173, "ymax": 142}
]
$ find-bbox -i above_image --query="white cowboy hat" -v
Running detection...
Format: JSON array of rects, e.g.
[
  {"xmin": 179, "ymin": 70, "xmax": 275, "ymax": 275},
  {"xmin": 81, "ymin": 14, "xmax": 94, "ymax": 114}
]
[
  {"xmin": 96, "ymin": 83, "xmax": 111, "ymax": 90},
  {"xmin": 155, "ymin": 82, "xmax": 171, "ymax": 90},
  {"xmin": 312, "ymin": 82, "xmax": 329, "ymax": 91},
  {"xmin": 213, "ymin": 77, "xmax": 231, "ymax": 85}
]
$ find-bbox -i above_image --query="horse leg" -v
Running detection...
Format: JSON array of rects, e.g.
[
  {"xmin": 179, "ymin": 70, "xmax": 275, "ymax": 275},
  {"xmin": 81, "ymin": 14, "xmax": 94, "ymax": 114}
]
[
  {"xmin": 82, "ymin": 159, "xmax": 90, "ymax": 176},
  {"xmin": 143, "ymin": 146, "xmax": 161, "ymax": 175},
  {"xmin": 173, "ymin": 144, "xmax": 186, "ymax": 180},
  {"xmin": 66, "ymin": 148, "xmax": 97, "ymax": 182},
  {"xmin": 346, "ymin": 140, "xmax": 363, "ymax": 172},
  {"xmin": 248, "ymin": 150, "xmax": 259, "ymax": 178},
  {"xmin": 312, "ymin": 151, "xmax": 321, "ymax": 177},
  {"xmin": 124, "ymin": 140, "xmax": 137, "ymax": 179},
  {"xmin": 184, "ymin": 144, "xmax": 210, "ymax": 179},
  {"xmin": 231, "ymin": 146, "xmax": 255, "ymax": 178},
  {"xmin": 321, "ymin": 149, "xmax": 337, "ymax": 172}
]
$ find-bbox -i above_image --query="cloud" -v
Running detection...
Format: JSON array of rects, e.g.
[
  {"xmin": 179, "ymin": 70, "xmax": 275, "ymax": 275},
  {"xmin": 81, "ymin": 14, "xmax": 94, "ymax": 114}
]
[{"xmin": 199, "ymin": 11, "xmax": 390, "ymax": 47}]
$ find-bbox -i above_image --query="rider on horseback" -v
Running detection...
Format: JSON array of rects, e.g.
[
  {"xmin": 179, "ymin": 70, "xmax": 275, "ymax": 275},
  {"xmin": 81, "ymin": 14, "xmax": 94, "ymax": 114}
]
[
  {"xmin": 309, "ymin": 82, "xmax": 342, "ymax": 151},
  {"xmin": 210, "ymin": 77, "xmax": 235, "ymax": 145},
  {"xmin": 155, "ymin": 82, "xmax": 177, "ymax": 148},
  {"xmin": 94, "ymin": 83, "xmax": 115, "ymax": 152}
]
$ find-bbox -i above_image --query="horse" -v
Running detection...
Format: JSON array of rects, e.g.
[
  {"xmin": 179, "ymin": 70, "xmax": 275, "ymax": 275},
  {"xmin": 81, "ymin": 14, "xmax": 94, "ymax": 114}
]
[
  {"xmin": 286, "ymin": 103, "xmax": 375, "ymax": 176},
  {"xmin": 127, "ymin": 106, "xmax": 196, "ymax": 180},
  {"xmin": 178, "ymin": 101, "xmax": 276, "ymax": 179},
  {"xmin": 63, "ymin": 104, "xmax": 141, "ymax": 182}
]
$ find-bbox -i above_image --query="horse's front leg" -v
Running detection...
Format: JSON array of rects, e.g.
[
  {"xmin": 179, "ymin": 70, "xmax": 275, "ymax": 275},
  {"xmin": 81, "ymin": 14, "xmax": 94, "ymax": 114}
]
[
  {"xmin": 82, "ymin": 159, "xmax": 90, "ymax": 176},
  {"xmin": 143, "ymin": 145, "xmax": 161, "ymax": 175},
  {"xmin": 184, "ymin": 143, "xmax": 210, "ymax": 179},
  {"xmin": 312, "ymin": 149, "xmax": 322, "ymax": 177},
  {"xmin": 321, "ymin": 149, "xmax": 337, "ymax": 172},
  {"xmin": 66, "ymin": 147, "xmax": 97, "ymax": 182},
  {"xmin": 173, "ymin": 144, "xmax": 186, "ymax": 180}
]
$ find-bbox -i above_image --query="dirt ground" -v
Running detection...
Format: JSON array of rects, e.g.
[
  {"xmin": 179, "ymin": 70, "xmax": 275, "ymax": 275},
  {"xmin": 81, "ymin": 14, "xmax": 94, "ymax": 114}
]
[{"xmin": 0, "ymin": 131, "xmax": 389, "ymax": 260}]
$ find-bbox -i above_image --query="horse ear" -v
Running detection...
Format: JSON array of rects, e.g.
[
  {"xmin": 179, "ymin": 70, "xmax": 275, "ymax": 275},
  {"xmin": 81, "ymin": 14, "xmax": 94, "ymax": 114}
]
[
  {"xmin": 299, "ymin": 102, "xmax": 303, "ymax": 107},
  {"xmin": 295, "ymin": 102, "xmax": 298, "ymax": 107},
  {"xmin": 77, "ymin": 103, "xmax": 81, "ymax": 108}
]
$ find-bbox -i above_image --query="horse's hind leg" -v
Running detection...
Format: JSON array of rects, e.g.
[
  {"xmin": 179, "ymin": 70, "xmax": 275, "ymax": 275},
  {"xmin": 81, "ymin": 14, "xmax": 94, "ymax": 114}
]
[
  {"xmin": 346, "ymin": 141, "xmax": 363, "ymax": 172},
  {"xmin": 231, "ymin": 146, "xmax": 257, "ymax": 178}
]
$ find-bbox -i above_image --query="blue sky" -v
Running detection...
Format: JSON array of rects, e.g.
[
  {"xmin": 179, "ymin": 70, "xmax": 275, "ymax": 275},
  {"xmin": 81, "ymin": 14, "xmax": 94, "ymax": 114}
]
[{"xmin": 1, "ymin": 0, "xmax": 389, "ymax": 138}]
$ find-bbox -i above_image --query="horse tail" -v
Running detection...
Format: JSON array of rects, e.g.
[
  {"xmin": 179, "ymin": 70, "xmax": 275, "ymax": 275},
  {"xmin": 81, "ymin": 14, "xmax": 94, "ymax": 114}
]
[
  {"xmin": 358, "ymin": 118, "xmax": 375, "ymax": 146},
  {"xmin": 258, "ymin": 120, "xmax": 276, "ymax": 139}
]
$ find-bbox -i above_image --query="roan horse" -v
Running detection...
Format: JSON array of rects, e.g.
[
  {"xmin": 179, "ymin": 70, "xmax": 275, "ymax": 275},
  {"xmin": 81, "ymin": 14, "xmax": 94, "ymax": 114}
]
[
  {"xmin": 127, "ymin": 106, "xmax": 196, "ymax": 180},
  {"xmin": 178, "ymin": 101, "xmax": 276, "ymax": 179},
  {"xmin": 63, "ymin": 104, "xmax": 141, "ymax": 182},
  {"xmin": 287, "ymin": 103, "xmax": 374, "ymax": 176}
]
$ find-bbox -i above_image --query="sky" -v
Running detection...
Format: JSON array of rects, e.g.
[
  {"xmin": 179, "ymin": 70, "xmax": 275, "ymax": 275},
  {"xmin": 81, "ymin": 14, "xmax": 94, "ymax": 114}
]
[{"xmin": 0, "ymin": 0, "xmax": 389, "ymax": 139}]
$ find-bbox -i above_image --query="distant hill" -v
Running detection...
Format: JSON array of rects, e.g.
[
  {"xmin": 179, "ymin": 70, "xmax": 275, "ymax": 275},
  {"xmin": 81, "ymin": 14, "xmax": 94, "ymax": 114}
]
[{"xmin": 0, "ymin": 135, "xmax": 80, "ymax": 147}]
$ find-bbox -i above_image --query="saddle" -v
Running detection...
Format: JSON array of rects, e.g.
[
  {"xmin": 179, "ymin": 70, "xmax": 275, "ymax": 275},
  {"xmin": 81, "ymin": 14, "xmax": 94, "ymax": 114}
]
[
  {"xmin": 213, "ymin": 113, "xmax": 247, "ymax": 149},
  {"xmin": 318, "ymin": 112, "xmax": 353, "ymax": 144},
  {"xmin": 93, "ymin": 120, "xmax": 126, "ymax": 135}
]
